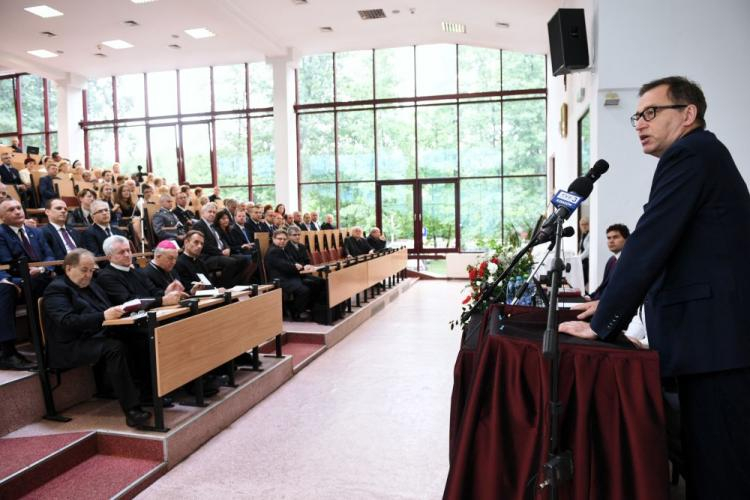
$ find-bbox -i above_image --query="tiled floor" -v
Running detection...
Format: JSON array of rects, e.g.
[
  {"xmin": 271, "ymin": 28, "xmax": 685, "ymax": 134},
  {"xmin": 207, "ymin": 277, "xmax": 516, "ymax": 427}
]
[{"xmin": 138, "ymin": 280, "xmax": 466, "ymax": 500}]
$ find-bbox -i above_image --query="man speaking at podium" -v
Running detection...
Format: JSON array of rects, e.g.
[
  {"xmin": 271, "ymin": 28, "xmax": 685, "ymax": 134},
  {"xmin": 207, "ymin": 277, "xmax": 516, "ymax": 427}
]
[{"xmin": 560, "ymin": 76, "xmax": 750, "ymax": 499}]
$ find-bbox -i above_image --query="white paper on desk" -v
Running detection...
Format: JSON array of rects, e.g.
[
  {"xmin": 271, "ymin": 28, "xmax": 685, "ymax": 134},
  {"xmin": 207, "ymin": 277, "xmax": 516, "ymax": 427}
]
[
  {"xmin": 228, "ymin": 285, "xmax": 251, "ymax": 292},
  {"xmin": 196, "ymin": 273, "xmax": 212, "ymax": 286},
  {"xmin": 194, "ymin": 288, "xmax": 221, "ymax": 297}
]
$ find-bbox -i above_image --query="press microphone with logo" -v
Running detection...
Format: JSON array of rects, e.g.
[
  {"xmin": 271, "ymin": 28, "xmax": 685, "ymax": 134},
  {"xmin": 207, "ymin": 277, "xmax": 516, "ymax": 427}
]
[{"xmin": 533, "ymin": 159, "xmax": 609, "ymax": 244}]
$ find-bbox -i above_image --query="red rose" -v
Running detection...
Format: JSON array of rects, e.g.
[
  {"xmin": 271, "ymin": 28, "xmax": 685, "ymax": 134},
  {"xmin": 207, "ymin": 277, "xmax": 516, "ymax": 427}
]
[{"xmin": 462, "ymin": 295, "xmax": 472, "ymax": 304}]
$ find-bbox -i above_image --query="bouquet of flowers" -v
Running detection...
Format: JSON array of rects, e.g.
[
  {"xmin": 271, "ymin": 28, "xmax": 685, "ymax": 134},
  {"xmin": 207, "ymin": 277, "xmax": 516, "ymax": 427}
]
[{"xmin": 450, "ymin": 235, "xmax": 534, "ymax": 331}]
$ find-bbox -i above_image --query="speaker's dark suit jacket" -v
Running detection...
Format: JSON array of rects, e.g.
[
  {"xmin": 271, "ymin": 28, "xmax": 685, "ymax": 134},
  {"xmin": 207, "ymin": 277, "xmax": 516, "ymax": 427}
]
[
  {"xmin": 41, "ymin": 223, "xmax": 82, "ymax": 260},
  {"xmin": 589, "ymin": 255, "xmax": 617, "ymax": 301},
  {"xmin": 81, "ymin": 225, "xmax": 125, "ymax": 257},
  {"xmin": 591, "ymin": 129, "xmax": 750, "ymax": 377}
]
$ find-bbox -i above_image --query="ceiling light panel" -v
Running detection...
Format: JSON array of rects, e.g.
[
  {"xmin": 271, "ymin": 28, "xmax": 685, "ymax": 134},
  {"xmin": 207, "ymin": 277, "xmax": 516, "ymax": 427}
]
[
  {"xmin": 441, "ymin": 21, "xmax": 466, "ymax": 34},
  {"xmin": 184, "ymin": 28, "xmax": 215, "ymax": 39},
  {"xmin": 27, "ymin": 49, "xmax": 58, "ymax": 58},
  {"xmin": 131, "ymin": 0, "xmax": 158, "ymax": 3},
  {"xmin": 102, "ymin": 39, "xmax": 133, "ymax": 49},
  {"xmin": 24, "ymin": 5, "xmax": 64, "ymax": 18}
]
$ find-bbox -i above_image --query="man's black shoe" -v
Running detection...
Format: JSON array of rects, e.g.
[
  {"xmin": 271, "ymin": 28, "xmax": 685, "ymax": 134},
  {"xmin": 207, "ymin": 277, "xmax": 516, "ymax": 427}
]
[
  {"xmin": 0, "ymin": 353, "xmax": 37, "ymax": 371},
  {"xmin": 125, "ymin": 408, "xmax": 151, "ymax": 428},
  {"xmin": 235, "ymin": 352, "xmax": 255, "ymax": 366},
  {"xmin": 139, "ymin": 395, "xmax": 174, "ymax": 408}
]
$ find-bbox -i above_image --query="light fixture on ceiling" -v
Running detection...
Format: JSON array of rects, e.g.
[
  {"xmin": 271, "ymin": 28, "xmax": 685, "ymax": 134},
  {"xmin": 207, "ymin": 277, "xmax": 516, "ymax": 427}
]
[
  {"xmin": 320, "ymin": 26, "xmax": 333, "ymax": 33},
  {"xmin": 27, "ymin": 49, "xmax": 58, "ymax": 58},
  {"xmin": 292, "ymin": 0, "xmax": 308, "ymax": 4},
  {"xmin": 495, "ymin": 21, "xmax": 510, "ymax": 29},
  {"xmin": 124, "ymin": 20, "xmax": 140, "ymax": 27},
  {"xmin": 102, "ymin": 39, "xmax": 134, "ymax": 49},
  {"xmin": 184, "ymin": 27, "xmax": 215, "ymax": 39},
  {"xmin": 168, "ymin": 44, "xmax": 181, "ymax": 49},
  {"xmin": 130, "ymin": 0, "xmax": 158, "ymax": 4},
  {"xmin": 441, "ymin": 21, "xmax": 466, "ymax": 34},
  {"xmin": 94, "ymin": 52, "xmax": 107, "ymax": 58},
  {"xmin": 40, "ymin": 31, "xmax": 57, "ymax": 37},
  {"xmin": 24, "ymin": 5, "xmax": 64, "ymax": 18}
]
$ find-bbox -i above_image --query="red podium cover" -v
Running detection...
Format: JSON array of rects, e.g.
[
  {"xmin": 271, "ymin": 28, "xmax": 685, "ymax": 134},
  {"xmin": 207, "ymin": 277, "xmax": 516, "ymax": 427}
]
[{"xmin": 445, "ymin": 304, "xmax": 669, "ymax": 500}]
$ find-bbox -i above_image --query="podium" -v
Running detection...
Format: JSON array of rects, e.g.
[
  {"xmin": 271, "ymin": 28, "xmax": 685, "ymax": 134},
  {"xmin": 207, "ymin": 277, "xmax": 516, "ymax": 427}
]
[{"xmin": 444, "ymin": 305, "xmax": 669, "ymax": 500}]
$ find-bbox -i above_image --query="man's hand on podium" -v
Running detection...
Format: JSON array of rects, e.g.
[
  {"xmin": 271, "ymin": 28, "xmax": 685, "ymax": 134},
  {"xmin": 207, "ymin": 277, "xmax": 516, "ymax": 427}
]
[
  {"xmin": 559, "ymin": 321, "xmax": 598, "ymax": 339},
  {"xmin": 571, "ymin": 300, "xmax": 598, "ymax": 319}
]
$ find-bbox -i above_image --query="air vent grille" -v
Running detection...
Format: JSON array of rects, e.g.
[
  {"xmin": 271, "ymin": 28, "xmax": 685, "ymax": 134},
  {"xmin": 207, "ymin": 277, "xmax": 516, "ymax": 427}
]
[{"xmin": 358, "ymin": 9, "xmax": 386, "ymax": 20}]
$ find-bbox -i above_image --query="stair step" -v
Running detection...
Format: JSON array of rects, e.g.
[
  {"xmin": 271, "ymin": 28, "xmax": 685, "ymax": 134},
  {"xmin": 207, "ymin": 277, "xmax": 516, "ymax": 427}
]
[
  {"xmin": 0, "ymin": 431, "xmax": 92, "ymax": 482},
  {"xmin": 20, "ymin": 454, "xmax": 165, "ymax": 500}
]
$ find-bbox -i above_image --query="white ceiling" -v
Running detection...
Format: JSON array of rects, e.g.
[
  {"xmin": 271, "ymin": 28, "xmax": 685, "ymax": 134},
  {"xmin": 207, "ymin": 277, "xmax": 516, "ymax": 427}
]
[{"xmin": 0, "ymin": 0, "xmax": 562, "ymax": 82}]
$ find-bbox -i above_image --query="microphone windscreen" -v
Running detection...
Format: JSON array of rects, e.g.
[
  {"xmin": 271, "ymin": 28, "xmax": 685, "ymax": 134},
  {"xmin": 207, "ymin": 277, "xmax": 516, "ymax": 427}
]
[
  {"xmin": 562, "ymin": 226, "xmax": 575, "ymax": 237},
  {"xmin": 588, "ymin": 159, "xmax": 610, "ymax": 180},
  {"xmin": 567, "ymin": 177, "xmax": 594, "ymax": 198}
]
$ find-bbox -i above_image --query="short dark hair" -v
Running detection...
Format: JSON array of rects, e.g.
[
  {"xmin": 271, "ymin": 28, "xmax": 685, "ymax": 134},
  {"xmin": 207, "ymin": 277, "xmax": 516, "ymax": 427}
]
[
  {"xmin": 606, "ymin": 223, "xmax": 630, "ymax": 239},
  {"xmin": 44, "ymin": 198, "xmax": 65, "ymax": 209},
  {"xmin": 272, "ymin": 229, "xmax": 288, "ymax": 239},
  {"xmin": 77, "ymin": 188, "xmax": 97, "ymax": 199},
  {"xmin": 184, "ymin": 230, "xmax": 204, "ymax": 242},
  {"xmin": 639, "ymin": 76, "xmax": 707, "ymax": 128},
  {"xmin": 24, "ymin": 158, "xmax": 36, "ymax": 165}
]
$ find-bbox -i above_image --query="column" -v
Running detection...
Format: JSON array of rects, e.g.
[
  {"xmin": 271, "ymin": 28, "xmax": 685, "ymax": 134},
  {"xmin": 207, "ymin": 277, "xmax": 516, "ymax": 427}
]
[
  {"xmin": 54, "ymin": 74, "xmax": 85, "ymax": 164},
  {"xmin": 268, "ymin": 52, "xmax": 298, "ymax": 210}
]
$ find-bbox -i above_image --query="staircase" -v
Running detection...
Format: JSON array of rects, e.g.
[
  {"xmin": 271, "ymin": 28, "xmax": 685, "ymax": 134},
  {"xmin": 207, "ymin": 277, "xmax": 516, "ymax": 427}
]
[{"xmin": 0, "ymin": 431, "xmax": 165, "ymax": 499}]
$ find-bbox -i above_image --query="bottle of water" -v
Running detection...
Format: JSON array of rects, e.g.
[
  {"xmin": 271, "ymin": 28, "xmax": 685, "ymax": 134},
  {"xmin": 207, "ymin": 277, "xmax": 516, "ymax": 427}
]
[
  {"xmin": 526, "ymin": 279, "xmax": 537, "ymax": 307},
  {"xmin": 506, "ymin": 277, "xmax": 516, "ymax": 304},
  {"xmin": 514, "ymin": 276, "xmax": 525, "ymax": 305}
]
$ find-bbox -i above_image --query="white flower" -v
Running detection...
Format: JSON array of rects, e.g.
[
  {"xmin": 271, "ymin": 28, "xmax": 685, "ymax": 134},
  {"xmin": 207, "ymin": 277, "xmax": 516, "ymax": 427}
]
[{"xmin": 487, "ymin": 262, "xmax": 498, "ymax": 274}]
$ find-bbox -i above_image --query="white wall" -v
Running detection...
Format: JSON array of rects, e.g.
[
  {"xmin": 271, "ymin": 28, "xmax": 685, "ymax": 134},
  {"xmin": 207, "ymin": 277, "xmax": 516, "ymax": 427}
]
[{"xmin": 548, "ymin": 0, "xmax": 750, "ymax": 284}]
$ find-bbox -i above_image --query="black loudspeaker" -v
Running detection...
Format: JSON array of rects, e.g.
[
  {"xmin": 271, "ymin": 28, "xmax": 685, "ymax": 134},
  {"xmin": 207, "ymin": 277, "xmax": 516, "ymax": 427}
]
[{"xmin": 547, "ymin": 8, "xmax": 589, "ymax": 76}]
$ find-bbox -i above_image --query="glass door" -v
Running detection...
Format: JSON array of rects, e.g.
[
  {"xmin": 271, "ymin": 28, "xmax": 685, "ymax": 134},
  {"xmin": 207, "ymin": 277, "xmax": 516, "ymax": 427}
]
[
  {"xmin": 180, "ymin": 121, "xmax": 213, "ymax": 186},
  {"xmin": 377, "ymin": 181, "xmax": 416, "ymax": 250},
  {"xmin": 148, "ymin": 125, "xmax": 179, "ymax": 184},
  {"xmin": 376, "ymin": 179, "xmax": 459, "ymax": 252}
]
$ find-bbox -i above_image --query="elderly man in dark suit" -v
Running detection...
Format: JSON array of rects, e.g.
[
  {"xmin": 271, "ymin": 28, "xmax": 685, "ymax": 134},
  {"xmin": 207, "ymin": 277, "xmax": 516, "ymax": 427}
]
[
  {"xmin": 139, "ymin": 240, "xmax": 201, "ymax": 295},
  {"xmin": 43, "ymin": 249, "xmax": 150, "ymax": 428},
  {"xmin": 560, "ymin": 76, "xmax": 750, "ymax": 499},
  {"xmin": 366, "ymin": 227, "xmax": 387, "ymax": 251},
  {"xmin": 192, "ymin": 202, "xmax": 243, "ymax": 287},
  {"xmin": 96, "ymin": 235, "xmax": 185, "ymax": 308},
  {"xmin": 344, "ymin": 226, "xmax": 373, "ymax": 257},
  {"xmin": 152, "ymin": 194, "xmax": 185, "ymax": 243},
  {"xmin": 0, "ymin": 199, "xmax": 55, "ymax": 369},
  {"xmin": 0, "ymin": 152, "xmax": 30, "ymax": 206},
  {"xmin": 42, "ymin": 199, "xmax": 82, "ymax": 260},
  {"xmin": 81, "ymin": 200, "xmax": 125, "ymax": 258}
]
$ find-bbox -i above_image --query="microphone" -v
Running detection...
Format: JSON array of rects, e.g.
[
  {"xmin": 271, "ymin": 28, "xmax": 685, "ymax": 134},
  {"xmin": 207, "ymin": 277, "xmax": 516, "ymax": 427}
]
[
  {"xmin": 535, "ymin": 225, "xmax": 575, "ymax": 245},
  {"xmin": 533, "ymin": 159, "xmax": 609, "ymax": 244}
]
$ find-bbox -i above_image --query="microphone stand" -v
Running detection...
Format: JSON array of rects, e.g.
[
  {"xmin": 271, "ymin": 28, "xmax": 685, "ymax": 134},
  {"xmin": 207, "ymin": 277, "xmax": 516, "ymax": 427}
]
[{"xmin": 538, "ymin": 216, "xmax": 574, "ymax": 498}]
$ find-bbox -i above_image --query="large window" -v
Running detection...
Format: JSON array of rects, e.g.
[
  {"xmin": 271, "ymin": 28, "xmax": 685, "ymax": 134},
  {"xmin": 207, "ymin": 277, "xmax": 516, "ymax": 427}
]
[
  {"xmin": 0, "ymin": 73, "xmax": 58, "ymax": 154},
  {"xmin": 296, "ymin": 45, "xmax": 547, "ymax": 251},
  {"xmin": 82, "ymin": 63, "xmax": 273, "ymax": 199}
]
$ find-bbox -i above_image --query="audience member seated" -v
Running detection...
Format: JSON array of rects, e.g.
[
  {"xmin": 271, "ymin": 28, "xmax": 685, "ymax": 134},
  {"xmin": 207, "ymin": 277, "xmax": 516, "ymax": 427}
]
[
  {"xmin": 320, "ymin": 214, "xmax": 335, "ymax": 230},
  {"xmin": 152, "ymin": 194, "xmax": 186, "ymax": 243},
  {"xmin": 174, "ymin": 230, "xmax": 216, "ymax": 291},
  {"xmin": 263, "ymin": 209, "xmax": 278, "ymax": 232},
  {"xmin": 10, "ymin": 137, "xmax": 22, "ymax": 153},
  {"xmin": 81, "ymin": 200, "xmax": 126, "ymax": 258},
  {"xmin": 0, "ymin": 182, "xmax": 7, "ymax": 203},
  {"xmin": 193, "ymin": 203, "xmax": 244, "ymax": 288},
  {"xmin": 291, "ymin": 211, "xmax": 303, "ymax": 229},
  {"xmin": 42, "ymin": 199, "xmax": 82, "ymax": 260},
  {"xmin": 265, "ymin": 230, "xmax": 310, "ymax": 319},
  {"xmin": 0, "ymin": 152, "xmax": 31, "ymax": 207},
  {"xmin": 245, "ymin": 205, "xmax": 268, "ymax": 238},
  {"xmin": 173, "ymin": 191, "xmax": 196, "ymax": 228},
  {"xmin": 96, "ymin": 235, "xmax": 185, "ymax": 307},
  {"xmin": 588, "ymin": 223, "xmax": 630, "ymax": 300},
  {"xmin": 42, "ymin": 249, "xmax": 151, "ymax": 428},
  {"xmin": 273, "ymin": 212, "xmax": 285, "ymax": 230},
  {"xmin": 286, "ymin": 226, "xmax": 325, "ymax": 308},
  {"xmin": 310, "ymin": 211, "xmax": 322, "ymax": 230},
  {"xmin": 38, "ymin": 162, "xmax": 61, "ymax": 208},
  {"xmin": 275, "ymin": 204, "xmax": 286, "ymax": 218},
  {"xmin": 344, "ymin": 227, "xmax": 374, "ymax": 257},
  {"xmin": 300, "ymin": 213, "xmax": 313, "ymax": 231},
  {"xmin": 114, "ymin": 184, "xmax": 135, "ymax": 218},
  {"xmin": 208, "ymin": 186, "xmax": 221, "ymax": 203},
  {"xmin": 229, "ymin": 209, "xmax": 256, "ymax": 254},
  {"xmin": 67, "ymin": 188, "xmax": 97, "ymax": 228},
  {"xmin": 366, "ymin": 227, "xmax": 387, "ymax": 251},
  {"xmin": 0, "ymin": 199, "xmax": 55, "ymax": 370},
  {"xmin": 215, "ymin": 209, "xmax": 257, "ymax": 283},
  {"xmin": 138, "ymin": 240, "xmax": 187, "ymax": 293}
]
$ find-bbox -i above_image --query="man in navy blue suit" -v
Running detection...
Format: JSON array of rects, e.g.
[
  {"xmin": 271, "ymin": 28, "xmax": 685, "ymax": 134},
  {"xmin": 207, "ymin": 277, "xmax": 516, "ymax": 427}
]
[
  {"xmin": 38, "ymin": 162, "xmax": 60, "ymax": 208},
  {"xmin": 0, "ymin": 152, "xmax": 31, "ymax": 207},
  {"xmin": 41, "ymin": 198, "xmax": 82, "ymax": 260},
  {"xmin": 587, "ymin": 223, "xmax": 629, "ymax": 300},
  {"xmin": 560, "ymin": 76, "xmax": 750, "ymax": 498},
  {"xmin": 0, "ymin": 199, "xmax": 55, "ymax": 369}
]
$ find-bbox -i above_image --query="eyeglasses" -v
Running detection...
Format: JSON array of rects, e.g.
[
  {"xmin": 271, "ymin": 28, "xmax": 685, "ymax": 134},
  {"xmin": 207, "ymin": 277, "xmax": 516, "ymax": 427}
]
[
  {"xmin": 630, "ymin": 105, "xmax": 687, "ymax": 127},
  {"xmin": 93, "ymin": 208, "xmax": 109, "ymax": 215}
]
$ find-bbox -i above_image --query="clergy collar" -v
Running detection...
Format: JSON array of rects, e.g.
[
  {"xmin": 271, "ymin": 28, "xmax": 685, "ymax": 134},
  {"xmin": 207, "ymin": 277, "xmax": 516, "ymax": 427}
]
[{"xmin": 110, "ymin": 262, "xmax": 132, "ymax": 272}]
